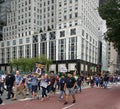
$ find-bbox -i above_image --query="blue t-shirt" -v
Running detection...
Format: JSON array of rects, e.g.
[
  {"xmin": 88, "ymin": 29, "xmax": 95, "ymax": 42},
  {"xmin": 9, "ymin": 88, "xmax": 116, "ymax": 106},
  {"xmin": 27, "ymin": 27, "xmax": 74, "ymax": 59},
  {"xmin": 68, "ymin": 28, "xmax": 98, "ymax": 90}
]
[
  {"xmin": 60, "ymin": 78, "xmax": 66, "ymax": 90},
  {"xmin": 31, "ymin": 77, "xmax": 38, "ymax": 86},
  {"xmin": 15, "ymin": 75, "xmax": 23, "ymax": 85},
  {"xmin": 95, "ymin": 77, "xmax": 100, "ymax": 83},
  {"xmin": 77, "ymin": 77, "xmax": 82, "ymax": 86}
]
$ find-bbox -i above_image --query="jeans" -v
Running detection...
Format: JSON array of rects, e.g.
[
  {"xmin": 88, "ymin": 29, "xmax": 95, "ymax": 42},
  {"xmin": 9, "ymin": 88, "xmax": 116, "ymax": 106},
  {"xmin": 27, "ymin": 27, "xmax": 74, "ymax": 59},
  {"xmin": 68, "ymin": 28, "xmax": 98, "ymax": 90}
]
[
  {"xmin": 59, "ymin": 90, "xmax": 64, "ymax": 100},
  {"xmin": 7, "ymin": 85, "xmax": 14, "ymax": 98},
  {"xmin": 42, "ymin": 87, "xmax": 47, "ymax": 98},
  {"xmin": 103, "ymin": 81, "xmax": 108, "ymax": 88},
  {"xmin": 75, "ymin": 85, "xmax": 82, "ymax": 93}
]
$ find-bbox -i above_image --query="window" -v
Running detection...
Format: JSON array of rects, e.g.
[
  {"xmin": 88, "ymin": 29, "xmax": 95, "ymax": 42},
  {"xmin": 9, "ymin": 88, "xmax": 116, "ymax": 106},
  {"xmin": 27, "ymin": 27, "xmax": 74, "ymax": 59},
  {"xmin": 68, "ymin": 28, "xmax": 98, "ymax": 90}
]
[
  {"xmin": 68, "ymin": 37, "xmax": 77, "ymax": 60},
  {"xmin": 29, "ymin": 0, "xmax": 31, "ymax": 4},
  {"xmin": 44, "ymin": 2, "xmax": 46, "ymax": 6},
  {"xmin": 49, "ymin": 41, "xmax": 56, "ymax": 60},
  {"xmin": 64, "ymin": 15, "xmax": 67, "ymax": 20},
  {"xmin": 69, "ymin": 22, "xmax": 72, "ymax": 27},
  {"xmin": 7, "ymin": 41, "xmax": 10, "ymax": 46},
  {"xmin": 19, "ymin": 39, "xmax": 23, "ymax": 44},
  {"xmin": 29, "ymin": 31, "xmax": 31, "ymax": 35},
  {"xmin": 70, "ymin": 0, "xmax": 72, "ymax": 3},
  {"xmin": 59, "ymin": 2, "xmax": 61, "ymax": 7},
  {"xmin": 75, "ymin": 12, "xmax": 78, "ymax": 17},
  {"xmin": 69, "ymin": 14, "xmax": 72, "ymax": 19},
  {"xmin": 59, "ymin": 24, "xmax": 61, "ymax": 29},
  {"xmin": 58, "ymin": 39, "xmax": 66, "ymax": 60},
  {"xmin": 29, "ymin": 6, "xmax": 31, "ymax": 10},
  {"xmin": 52, "ymin": 0, "xmax": 54, "ymax": 3},
  {"xmin": 25, "ymin": 45, "xmax": 31, "ymax": 58},
  {"xmin": 1, "ymin": 42, "xmax": 4, "ymax": 47},
  {"xmin": 26, "ymin": 37, "xmax": 30, "ymax": 43},
  {"xmin": 64, "ymin": 23, "xmax": 67, "ymax": 28},
  {"xmin": 75, "ymin": 20, "xmax": 78, "ymax": 25},
  {"xmin": 60, "ymin": 31, "xmax": 65, "ymax": 37},
  {"xmin": 13, "ymin": 40, "xmax": 16, "ymax": 45},
  {"xmin": 25, "ymin": 1, "xmax": 27, "ymax": 5},
  {"xmin": 70, "ymin": 28, "xmax": 76, "ymax": 35},
  {"xmin": 86, "ymin": 33, "xmax": 88, "ymax": 39},
  {"xmin": 75, "ymin": 7, "xmax": 78, "ymax": 10}
]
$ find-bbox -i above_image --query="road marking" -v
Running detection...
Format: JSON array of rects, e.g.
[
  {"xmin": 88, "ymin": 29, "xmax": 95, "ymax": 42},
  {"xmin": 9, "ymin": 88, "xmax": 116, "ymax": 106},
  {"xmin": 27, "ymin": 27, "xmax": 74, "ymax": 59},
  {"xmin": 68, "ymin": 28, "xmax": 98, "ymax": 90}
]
[
  {"xmin": 62, "ymin": 103, "xmax": 76, "ymax": 109},
  {"xmin": 19, "ymin": 98, "xmax": 32, "ymax": 101},
  {"xmin": 1, "ymin": 103, "xmax": 5, "ymax": 105}
]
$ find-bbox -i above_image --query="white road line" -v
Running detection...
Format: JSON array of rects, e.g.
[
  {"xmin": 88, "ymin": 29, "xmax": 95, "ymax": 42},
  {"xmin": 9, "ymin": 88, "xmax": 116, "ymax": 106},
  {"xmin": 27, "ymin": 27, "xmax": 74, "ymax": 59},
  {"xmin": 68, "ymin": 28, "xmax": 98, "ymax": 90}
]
[
  {"xmin": 19, "ymin": 98, "xmax": 32, "ymax": 101},
  {"xmin": 1, "ymin": 103, "xmax": 5, "ymax": 105},
  {"xmin": 62, "ymin": 103, "xmax": 76, "ymax": 109}
]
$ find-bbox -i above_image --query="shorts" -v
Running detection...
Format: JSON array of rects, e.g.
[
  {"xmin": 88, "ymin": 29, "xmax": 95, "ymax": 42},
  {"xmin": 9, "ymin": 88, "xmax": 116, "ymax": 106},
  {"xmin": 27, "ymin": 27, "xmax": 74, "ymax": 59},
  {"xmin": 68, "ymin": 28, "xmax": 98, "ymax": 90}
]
[
  {"xmin": 65, "ymin": 87, "xmax": 75, "ymax": 95},
  {"xmin": 32, "ymin": 85, "xmax": 37, "ymax": 93}
]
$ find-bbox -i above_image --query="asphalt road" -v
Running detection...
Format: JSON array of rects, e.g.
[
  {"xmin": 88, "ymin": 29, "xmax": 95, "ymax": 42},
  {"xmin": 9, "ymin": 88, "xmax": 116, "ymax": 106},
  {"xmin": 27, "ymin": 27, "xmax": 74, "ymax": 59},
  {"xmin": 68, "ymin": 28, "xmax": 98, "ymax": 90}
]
[{"xmin": 0, "ymin": 83, "xmax": 120, "ymax": 109}]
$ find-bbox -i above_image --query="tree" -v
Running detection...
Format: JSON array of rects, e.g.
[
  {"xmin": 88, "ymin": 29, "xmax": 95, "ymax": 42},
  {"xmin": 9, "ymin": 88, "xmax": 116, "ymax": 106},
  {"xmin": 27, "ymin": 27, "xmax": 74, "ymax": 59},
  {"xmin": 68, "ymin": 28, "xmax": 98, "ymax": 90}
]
[
  {"xmin": 9, "ymin": 58, "xmax": 36, "ymax": 72},
  {"xmin": 9, "ymin": 55, "xmax": 52, "ymax": 73},
  {"xmin": 99, "ymin": 0, "xmax": 120, "ymax": 52},
  {"xmin": 37, "ymin": 55, "xmax": 52, "ymax": 72}
]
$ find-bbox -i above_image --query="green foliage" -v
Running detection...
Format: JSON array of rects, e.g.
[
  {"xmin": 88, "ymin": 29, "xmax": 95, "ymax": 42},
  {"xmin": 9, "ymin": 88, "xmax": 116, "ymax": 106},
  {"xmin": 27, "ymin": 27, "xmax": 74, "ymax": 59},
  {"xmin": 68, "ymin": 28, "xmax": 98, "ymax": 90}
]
[
  {"xmin": 37, "ymin": 55, "xmax": 52, "ymax": 72},
  {"xmin": 9, "ymin": 55, "xmax": 52, "ymax": 73},
  {"xmin": 99, "ymin": 0, "xmax": 120, "ymax": 53}
]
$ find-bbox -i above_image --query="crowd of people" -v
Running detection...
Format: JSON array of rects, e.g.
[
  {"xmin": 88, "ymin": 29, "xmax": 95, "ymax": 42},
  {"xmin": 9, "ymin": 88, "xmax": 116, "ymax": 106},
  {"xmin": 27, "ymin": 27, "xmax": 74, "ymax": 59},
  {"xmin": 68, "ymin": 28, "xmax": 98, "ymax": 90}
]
[{"xmin": 0, "ymin": 70, "xmax": 120, "ymax": 105}]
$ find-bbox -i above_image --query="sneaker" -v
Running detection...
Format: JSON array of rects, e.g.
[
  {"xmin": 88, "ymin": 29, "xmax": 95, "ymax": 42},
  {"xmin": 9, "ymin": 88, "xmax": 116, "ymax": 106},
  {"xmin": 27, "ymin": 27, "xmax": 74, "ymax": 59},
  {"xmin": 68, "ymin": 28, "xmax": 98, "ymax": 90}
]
[
  {"xmin": 64, "ymin": 101, "xmax": 68, "ymax": 105},
  {"xmin": 41, "ymin": 98, "xmax": 44, "ymax": 102},
  {"xmin": 72, "ymin": 100, "xmax": 76, "ymax": 103},
  {"xmin": 12, "ymin": 98, "xmax": 17, "ymax": 101},
  {"xmin": 58, "ymin": 98, "xmax": 62, "ymax": 101},
  {"xmin": 6, "ymin": 97, "xmax": 10, "ymax": 100}
]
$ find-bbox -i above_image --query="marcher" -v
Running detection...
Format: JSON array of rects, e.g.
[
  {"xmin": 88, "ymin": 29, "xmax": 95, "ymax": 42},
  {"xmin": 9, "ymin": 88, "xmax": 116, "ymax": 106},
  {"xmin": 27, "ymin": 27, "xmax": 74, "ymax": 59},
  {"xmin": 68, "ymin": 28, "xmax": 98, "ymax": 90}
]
[
  {"xmin": 40, "ymin": 74, "xmax": 50, "ymax": 101},
  {"xmin": 64, "ymin": 71, "xmax": 77, "ymax": 105},
  {"xmin": 31, "ymin": 73, "xmax": 39, "ymax": 100},
  {"xmin": 49, "ymin": 72, "xmax": 56, "ymax": 96},
  {"xmin": 95, "ymin": 75, "xmax": 100, "ymax": 87},
  {"xmin": 103, "ymin": 74, "xmax": 108, "ymax": 88},
  {"xmin": 5, "ymin": 70, "xmax": 15, "ymax": 99},
  {"xmin": 0, "ymin": 77, "xmax": 4, "ymax": 96},
  {"xmin": 13, "ymin": 70, "xmax": 25, "ymax": 100},
  {"xmin": 58, "ymin": 74, "xmax": 66, "ymax": 101},
  {"xmin": 75, "ymin": 75, "xmax": 82, "ymax": 93},
  {"xmin": 99, "ymin": 76, "xmax": 103, "ymax": 88}
]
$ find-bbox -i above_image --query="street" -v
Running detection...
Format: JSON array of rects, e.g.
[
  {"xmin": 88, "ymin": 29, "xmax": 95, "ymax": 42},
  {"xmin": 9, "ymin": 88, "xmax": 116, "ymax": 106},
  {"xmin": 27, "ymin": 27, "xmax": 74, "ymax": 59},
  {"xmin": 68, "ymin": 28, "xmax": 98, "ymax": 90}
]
[{"xmin": 0, "ymin": 84, "xmax": 120, "ymax": 109}]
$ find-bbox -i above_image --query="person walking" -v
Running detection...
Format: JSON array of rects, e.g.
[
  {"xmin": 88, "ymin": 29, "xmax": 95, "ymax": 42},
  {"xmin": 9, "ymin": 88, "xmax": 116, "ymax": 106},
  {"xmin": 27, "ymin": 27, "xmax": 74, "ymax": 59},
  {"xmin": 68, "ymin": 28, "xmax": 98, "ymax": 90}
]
[
  {"xmin": 5, "ymin": 70, "xmax": 15, "ymax": 99},
  {"xmin": 64, "ymin": 71, "xmax": 77, "ymax": 105},
  {"xmin": 40, "ymin": 74, "xmax": 50, "ymax": 101},
  {"xmin": 13, "ymin": 70, "xmax": 25, "ymax": 100},
  {"xmin": 58, "ymin": 74, "xmax": 66, "ymax": 101},
  {"xmin": 75, "ymin": 75, "xmax": 82, "ymax": 93},
  {"xmin": 0, "ymin": 77, "xmax": 4, "ymax": 96},
  {"xmin": 103, "ymin": 74, "xmax": 108, "ymax": 89},
  {"xmin": 30, "ymin": 73, "xmax": 39, "ymax": 100}
]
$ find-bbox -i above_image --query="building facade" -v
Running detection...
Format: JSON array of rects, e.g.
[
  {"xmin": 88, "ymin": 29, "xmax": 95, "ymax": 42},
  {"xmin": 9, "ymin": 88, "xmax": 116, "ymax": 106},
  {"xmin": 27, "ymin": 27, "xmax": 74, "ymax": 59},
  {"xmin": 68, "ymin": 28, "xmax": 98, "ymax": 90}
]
[
  {"xmin": 0, "ymin": 0, "xmax": 103, "ymax": 74},
  {"xmin": 0, "ymin": 0, "xmax": 12, "ymax": 40}
]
